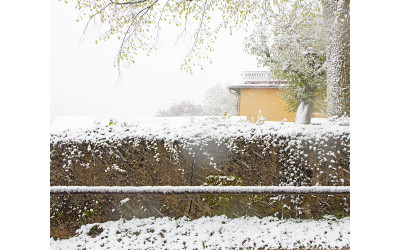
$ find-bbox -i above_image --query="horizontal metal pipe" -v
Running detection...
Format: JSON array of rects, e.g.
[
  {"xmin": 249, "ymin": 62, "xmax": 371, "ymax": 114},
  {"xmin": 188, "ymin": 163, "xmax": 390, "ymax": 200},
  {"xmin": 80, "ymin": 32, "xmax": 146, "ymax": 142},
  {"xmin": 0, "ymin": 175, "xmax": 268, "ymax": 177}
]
[{"xmin": 50, "ymin": 186, "xmax": 350, "ymax": 195}]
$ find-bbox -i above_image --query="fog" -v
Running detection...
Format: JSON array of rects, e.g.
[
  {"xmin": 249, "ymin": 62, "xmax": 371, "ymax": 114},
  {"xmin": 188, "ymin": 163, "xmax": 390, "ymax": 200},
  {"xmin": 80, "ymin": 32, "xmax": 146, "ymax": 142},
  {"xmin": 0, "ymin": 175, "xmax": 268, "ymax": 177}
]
[{"xmin": 50, "ymin": 1, "xmax": 262, "ymax": 123}]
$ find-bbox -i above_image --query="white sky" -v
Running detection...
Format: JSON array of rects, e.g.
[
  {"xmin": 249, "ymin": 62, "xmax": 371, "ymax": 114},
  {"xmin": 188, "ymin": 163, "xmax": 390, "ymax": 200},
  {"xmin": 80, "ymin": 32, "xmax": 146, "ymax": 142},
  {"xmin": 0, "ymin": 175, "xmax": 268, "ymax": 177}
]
[{"xmin": 51, "ymin": 1, "xmax": 262, "ymax": 122}]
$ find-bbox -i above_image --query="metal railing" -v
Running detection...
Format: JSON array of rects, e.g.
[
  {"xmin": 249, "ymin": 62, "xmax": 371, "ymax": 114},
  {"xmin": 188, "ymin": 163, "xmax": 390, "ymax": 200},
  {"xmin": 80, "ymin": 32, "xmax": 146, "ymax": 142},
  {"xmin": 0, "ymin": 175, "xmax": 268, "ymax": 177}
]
[
  {"xmin": 50, "ymin": 186, "xmax": 350, "ymax": 195},
  {"xmin": 241, "ymin": 71, "xmax": 271, "ymax": 82}
]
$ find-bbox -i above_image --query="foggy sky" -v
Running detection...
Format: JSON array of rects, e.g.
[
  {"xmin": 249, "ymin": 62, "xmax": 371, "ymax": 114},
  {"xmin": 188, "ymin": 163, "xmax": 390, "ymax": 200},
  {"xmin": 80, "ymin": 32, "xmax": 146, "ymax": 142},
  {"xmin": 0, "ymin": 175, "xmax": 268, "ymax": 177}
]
[{"xmin": 51, "ymin": 1, "xmax": 262, "ymax": 122}]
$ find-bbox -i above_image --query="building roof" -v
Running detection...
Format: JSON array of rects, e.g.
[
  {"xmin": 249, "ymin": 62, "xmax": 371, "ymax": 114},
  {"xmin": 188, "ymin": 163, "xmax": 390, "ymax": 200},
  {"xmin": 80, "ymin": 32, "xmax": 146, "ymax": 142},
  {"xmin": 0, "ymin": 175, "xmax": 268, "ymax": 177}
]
[
  {"xmin": 228, "ymin": 71, "xmax": 287, "ymax": 89},
  {"xmin": 228, "ymin": 83, "xmax": 285, "ymax": 89}
]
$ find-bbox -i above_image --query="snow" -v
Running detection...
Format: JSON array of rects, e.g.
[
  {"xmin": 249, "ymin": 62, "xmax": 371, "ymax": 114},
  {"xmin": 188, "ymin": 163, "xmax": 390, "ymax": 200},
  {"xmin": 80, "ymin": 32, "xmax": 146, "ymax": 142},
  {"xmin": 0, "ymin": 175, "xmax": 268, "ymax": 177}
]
[
  {"xmin": 50, "ymin": 215, "xmax": 350, "ymax": 249},
  {"xmin": 311, "ymin": 117, "xmax": 327, "ymax": 124},
  {"xmin": 51, "ymin": 116, "xmax": 100, "ymax": 133},
  {"xmin": 50, "ymin": 116, "xmax": 348, "ymax": 187},
  {"xmin": 119, "ymin": 198, "xmax": 130, "ymax": 205},
  {"xmin": 50, "ymin": 185, "xmax": 350, "ymax": 195},
  {"xmin": 105, "ymin": 164, "xmax": 126, "ymax": 173},
  {"xmin": 50, "ymin": 116, "xmax": 347, "ymax": 145},
  {"xmin": 51, "ymin": 116, "xmax": 248, "ymax": 132}
]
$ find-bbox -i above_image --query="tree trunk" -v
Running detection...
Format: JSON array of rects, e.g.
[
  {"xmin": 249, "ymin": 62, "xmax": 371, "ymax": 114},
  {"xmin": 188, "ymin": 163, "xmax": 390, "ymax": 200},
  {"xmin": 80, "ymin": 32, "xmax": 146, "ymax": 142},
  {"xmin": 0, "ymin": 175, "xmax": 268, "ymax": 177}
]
[
  {"xmin": 295, "ymin": 100, "xmax": 314, "ymax": 124},
  {"xmin": 322, "ymin": 0, "xmax": 350, "ymax": 118}
]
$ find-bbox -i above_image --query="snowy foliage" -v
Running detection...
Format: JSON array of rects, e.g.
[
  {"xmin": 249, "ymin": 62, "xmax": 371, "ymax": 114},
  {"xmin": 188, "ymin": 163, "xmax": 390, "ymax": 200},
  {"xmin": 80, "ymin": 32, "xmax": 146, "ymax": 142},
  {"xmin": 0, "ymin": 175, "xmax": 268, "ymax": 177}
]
[
  {"xmin": 156, "ymin": 100, "xmax": 204, "ymax": 117},
  {"xmin": 202, "ymin": 84, "xmax": 237, "ymax": 116},
  {"xmin": 50, "ymin": 116, "xmax": 348, "ymax": 148},
  {"xmin": 51, "ymin": 117, "xmax": 349, "ymax": 187},
  {"xmin": 156, "ymin": 84, "xmax": 237, "ymax": 117},
  {"xmin": 50, "ymin": 215, "xmax": 350, "ymax": 249},
  {"xmin": 244, "ymin": 0, "xmax": 327, "ymax": 119}
]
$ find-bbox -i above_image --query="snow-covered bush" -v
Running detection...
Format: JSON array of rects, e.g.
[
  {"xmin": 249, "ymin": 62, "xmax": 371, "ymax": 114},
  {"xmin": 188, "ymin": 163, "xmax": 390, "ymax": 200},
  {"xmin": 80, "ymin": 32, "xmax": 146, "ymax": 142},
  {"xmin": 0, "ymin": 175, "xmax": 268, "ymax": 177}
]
[
  {"xmin": 156, "ymin": 100, "xmax": 205, "ymax": 117},
  {"xmin": 202, "ymin": 83, "xmax": 238, "ymax": 116}
]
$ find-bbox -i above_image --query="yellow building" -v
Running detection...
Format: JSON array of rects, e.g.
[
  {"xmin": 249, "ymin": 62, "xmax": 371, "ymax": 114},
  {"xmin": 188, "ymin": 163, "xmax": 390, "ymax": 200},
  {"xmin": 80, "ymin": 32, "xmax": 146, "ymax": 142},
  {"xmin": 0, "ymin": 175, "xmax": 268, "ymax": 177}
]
[{"xmin": 229, "ymin": 71, "xmax": 297, "ymax": 122}]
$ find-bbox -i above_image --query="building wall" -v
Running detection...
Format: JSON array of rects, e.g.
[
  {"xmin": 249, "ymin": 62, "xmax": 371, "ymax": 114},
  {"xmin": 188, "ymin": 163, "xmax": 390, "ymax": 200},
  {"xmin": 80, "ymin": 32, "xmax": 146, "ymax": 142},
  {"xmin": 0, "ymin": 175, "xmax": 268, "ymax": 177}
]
[{"xmin": 239, "ymin": 88, "xmax": 297, "ymax": 122}]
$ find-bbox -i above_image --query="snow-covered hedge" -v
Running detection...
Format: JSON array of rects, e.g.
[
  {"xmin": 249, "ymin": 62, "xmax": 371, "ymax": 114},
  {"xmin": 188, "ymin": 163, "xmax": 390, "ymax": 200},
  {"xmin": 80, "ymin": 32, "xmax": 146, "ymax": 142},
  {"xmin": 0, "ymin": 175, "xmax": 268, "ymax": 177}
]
[{"xmin": 50, "ymin": 117, "xmax": 350, "ymax": 238}]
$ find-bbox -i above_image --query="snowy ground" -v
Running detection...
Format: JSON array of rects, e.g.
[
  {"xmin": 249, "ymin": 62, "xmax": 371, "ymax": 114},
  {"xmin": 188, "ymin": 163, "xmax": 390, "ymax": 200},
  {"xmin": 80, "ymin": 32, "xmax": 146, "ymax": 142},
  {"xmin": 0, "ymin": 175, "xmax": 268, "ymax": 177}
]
[{"xmin": 50, "ymin": 215, "xmax": 349, "ymax": 249}]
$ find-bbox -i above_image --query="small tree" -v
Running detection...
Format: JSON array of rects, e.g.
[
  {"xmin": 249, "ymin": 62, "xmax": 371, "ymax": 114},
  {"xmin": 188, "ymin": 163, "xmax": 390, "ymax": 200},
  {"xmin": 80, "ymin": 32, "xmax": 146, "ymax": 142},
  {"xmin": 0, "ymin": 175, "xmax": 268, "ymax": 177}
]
[
  {"xmin": 244, "ymin": 0, "xmax": 326, "ymax": 124},
  {"xmin": 156, "ymin": 100, "xmax": 204, "ymax": 117},
  {"xmin": 203, "ymin": 84, "xmax": 237, "ymax": 116}
]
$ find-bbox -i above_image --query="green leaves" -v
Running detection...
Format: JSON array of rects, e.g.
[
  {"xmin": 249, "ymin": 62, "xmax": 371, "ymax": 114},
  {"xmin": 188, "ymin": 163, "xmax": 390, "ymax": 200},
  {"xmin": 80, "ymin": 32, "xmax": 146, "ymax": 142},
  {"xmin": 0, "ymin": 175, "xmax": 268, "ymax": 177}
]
[{"xmin": 64, "ymin": 0, "xmax": 271, "ymax": 73}]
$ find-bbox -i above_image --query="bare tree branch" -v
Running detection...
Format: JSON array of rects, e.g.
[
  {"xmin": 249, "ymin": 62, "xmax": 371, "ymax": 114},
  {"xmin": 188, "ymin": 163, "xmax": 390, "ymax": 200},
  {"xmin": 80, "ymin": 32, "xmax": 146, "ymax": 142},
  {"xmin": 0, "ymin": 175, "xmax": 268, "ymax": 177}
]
[
  {"xmin": 174, "ymin": 2, "xmax": 191, "ymax": 47},
  {"xmin": 116, "ymin": 2, "xmax": 158, "ymax": 79},
  {"xmin": 155, "ymin": 0, "xmax": 172, "ymax": 45},
  {"xmin": 81, "ymin": 1, "xmax": 114, "ymax": 38},
  {"xmin": 110, "ymin": 0, "xmax": 148, "ymax": 5},
  {"xmin": 186, "ymin": 0, "xmax": 207, "ymax": 61}
]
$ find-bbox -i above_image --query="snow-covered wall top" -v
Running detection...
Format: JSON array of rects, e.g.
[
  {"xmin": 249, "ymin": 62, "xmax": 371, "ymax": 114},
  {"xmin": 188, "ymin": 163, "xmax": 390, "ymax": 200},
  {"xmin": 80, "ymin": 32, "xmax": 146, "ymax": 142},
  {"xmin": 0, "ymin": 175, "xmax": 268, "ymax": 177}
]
[{"xmin": 50, "ymin": 116, "xmax": 349, "ymax": 145}]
